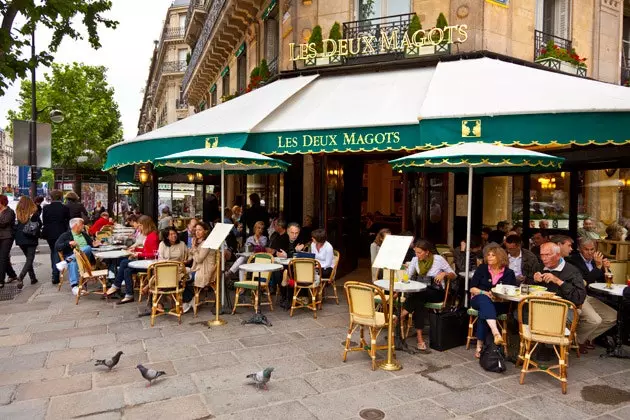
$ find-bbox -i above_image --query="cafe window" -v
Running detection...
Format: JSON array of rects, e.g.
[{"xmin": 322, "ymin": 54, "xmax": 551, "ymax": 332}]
[
  {"xmin": 482, "ymin": 176, "xmax": 525, "ymax": 230},
  {"xmin": 246, "ymin": 174, "xmax": 283, "ymax": 216},
  {"xmin": 358, "ymin": 0, "xmax": 410, "ymax": 20},
  {"xmin": 158, "ymin": 183, "xmax": 204, "ymax": 220},
  {"xmin": 578, "ymin": 168, "xmax": 630, "ymax": 241},
  {"xmin": 530, "ymin": 172, "xmax": 570, "ymax": 230}
]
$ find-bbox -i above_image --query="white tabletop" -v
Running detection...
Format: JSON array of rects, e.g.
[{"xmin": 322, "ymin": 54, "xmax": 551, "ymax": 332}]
[
  {"xmin": 239, "ymin": 263, "xmax": 283, "ymax": 273},
  {"xmin": 491, "ymin": 285, "xmax": 553, "ymax": 302},
  {"xmin": 93, "ymin": 250, "xmax": 130, "ymax": 259},
  {"xmin": 589, "ymin": 283, "xmax": 626, "ymax": 297},
  {"xmin": 274, "ymin": 257, "xmax": 291, "ymax": 266},
  {"xmin": 374, "ymin": 279, "xmax": 427, "ymax": 293},
  {"xmin": 128, "ymin": 259, "xmax": 158, "ymax": 270},
  {"xmin": 236, "ymin": 252, "xmax": 253, "ymax": 259},
  {"xmin": 93, "ymin": 245, "xmax": 126, "ymax": 252}
]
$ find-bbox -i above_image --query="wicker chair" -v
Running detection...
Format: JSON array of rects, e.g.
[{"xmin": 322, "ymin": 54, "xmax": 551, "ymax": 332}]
[
  {"xmin": 73, "ymin": 248, "xmax": 108, "ymax": 305},
  {"xmin": 232, "ymin": 253, "xmax": 274, "ymax": 314},
  {"xmin": 148, "ymin": 261, "xmax": 185, "ymax": 327},
  {"xmin": 465, "ymin": 308, "xmax": 509, "ymax": 354},
  {"xmin": 57, "ymin": 251, "xmax": 68, "ymax": 291},
  {"xmin": 319, "ymin": 250, "xmax": 341, "ymax": 307},
  {"xmin": 289, "ymin": 258, "xmax": 322, "ymax": 319},
  {"xmin": 342, "ymin": 281, "xmax": 390, "ymax": 370},
  {"xmin": 517, "ymin": 296, "xmax": 578, "ymax": 394}
]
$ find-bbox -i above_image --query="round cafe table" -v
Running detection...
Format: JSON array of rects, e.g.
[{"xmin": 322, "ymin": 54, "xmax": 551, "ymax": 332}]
[
  {"xmin": 128, "ymin": 259, "xmax": 192, "ymax": 273},
  {"xmin": 589, "ymin": 283, "xmax": 629, "ymax": 359},
  {"xmin": 93, "ymin": 250, "xmax": 131, "ymax": 259},
  {"xmin": 239, "ymin": 263, "xmax": 283, "ymax": 327},
  {"xmin": 374, "ymin": 279, "xmax": 427, "ymax": 354}
]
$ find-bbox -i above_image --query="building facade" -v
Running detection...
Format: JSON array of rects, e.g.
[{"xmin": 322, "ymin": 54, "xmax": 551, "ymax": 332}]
[
  {"xmin": 128, "ymin": 0, "xmax": 630, "ymax": 273},
  {"xmin": 0, "ymin": 129, "xmax": 17, "ymax": 191}
]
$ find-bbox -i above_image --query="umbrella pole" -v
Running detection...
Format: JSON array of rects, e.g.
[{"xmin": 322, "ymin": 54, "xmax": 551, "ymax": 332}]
[
  {"xmin": 208, "ymin": 164, "xmax": 227, "ymax": 326},
  {"xmin": 464, "ymin": 166, "xmax": 473, "ymax": 307}
]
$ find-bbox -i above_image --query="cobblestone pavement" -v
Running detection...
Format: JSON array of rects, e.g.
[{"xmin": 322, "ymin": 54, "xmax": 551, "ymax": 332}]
[{"xmin": 0, "ymin": 250, "xmax": 629, "ymax": 419}]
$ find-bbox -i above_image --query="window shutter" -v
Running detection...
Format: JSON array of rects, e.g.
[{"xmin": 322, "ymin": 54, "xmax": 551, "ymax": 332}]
[
  {"xmin": 555, "ymin": 0, "xmax": 570, "ymax": 39},
  {"xmin": 535, "ymin": 0, "xmax": 544, "ymax": 32}
]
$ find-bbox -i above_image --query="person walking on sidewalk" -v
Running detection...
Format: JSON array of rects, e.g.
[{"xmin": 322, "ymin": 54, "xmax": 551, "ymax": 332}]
[
  {"xmin": 42, "ymin": 190, "xmax": 70, "ymax": 285},
  {"xmin": 14, "ymin": 197, "xmax": 41, "ymax": 289},
  {"xmin": 0, "ymin": 194, "xmax": 18, "ymax": 288}
]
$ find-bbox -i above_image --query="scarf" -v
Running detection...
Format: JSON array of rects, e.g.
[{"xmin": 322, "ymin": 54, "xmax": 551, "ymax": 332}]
[{"xmin": 416, "ymin": 254, "xmax": 434, "ymax": 277}]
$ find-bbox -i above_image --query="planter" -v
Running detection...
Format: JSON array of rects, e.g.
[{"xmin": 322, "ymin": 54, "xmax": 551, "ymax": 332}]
[
  {"xmin": 405, "ymin": 45, "xmax": 435, "ymax": 57},
  {"xmin": 304, "ymin": 54, "xmax": 342, "ymax": 67},
  {"xmin": 535, "ymin": 57, "xmax": 587, "ymax": 77}
]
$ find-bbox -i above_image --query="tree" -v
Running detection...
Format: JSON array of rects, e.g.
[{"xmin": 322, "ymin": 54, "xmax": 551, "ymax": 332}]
[
  {"xmin": 308, "ymin": 25, "xmax": 323, "ymax": 54},
  {"xmin": 407, "ymin": 14, "xmax": 422, "ymax": 39},
  {"xmin": 38, "ymin": 168, "xmax": 54, "ymax": 187},
  {"xmin": 329, "ymin": 22, "xmax": 342, "ymax": 42},
  {"xmin": 0, "ymin": 0, "xmax": 117, "ymax": 96},
  {"xmin": 6, "ymin": 62, "xmax": 123, "ymax": 169}
]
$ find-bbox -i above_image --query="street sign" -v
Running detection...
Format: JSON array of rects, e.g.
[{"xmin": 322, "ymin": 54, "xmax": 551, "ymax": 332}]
[{"xmin": 12, "ymin": 120, "xmax": 52, "ymax": 168}]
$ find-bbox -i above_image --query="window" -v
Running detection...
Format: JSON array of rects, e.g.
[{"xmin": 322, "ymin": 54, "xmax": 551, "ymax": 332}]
[
  {"xmin": 358, "ymin": 0, "xmax": 409, "ymax": 20},
  {"xmin": 536, "ymin": 0, "xmax": 570, "ymax": 39},
  {"xmin": 530, "ymin": 172, "xmax": 570, "ymax": 229},
  {"xmin": 222, "ymin": 71, "xmax": 230, "ymax": 98},
  {"xmin": 237, "ymin": 46, "xmax": 247, "ymax": 93},
  {"xmin": 179, "ymin": 13, "xmax": 186, "ymax": 30},
  {"xmin": 211, "ymin": 87, "xmax": 217, "ymax": 107},
  {"xmin": 481, "ymin": 176, "xmax": 524, "ymax": 230},
  {"xmin": 264, "ymin": 7, "xmax": 279, "ymax": 74}
]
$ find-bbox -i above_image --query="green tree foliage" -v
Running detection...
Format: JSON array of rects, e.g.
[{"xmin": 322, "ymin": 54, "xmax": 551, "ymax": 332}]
[
  {"xmin": 434, "ymin": 13, "xmax": 448, "ymax": 43},
  {"xmin": 407, "ymin": 14, "xmax": 422, "ymax": 39},
  {"xmin": 0, "ymin": 0, "xmax": 117, "ymax": 96},
  {"xmin": 38, "ymin": 168, "xmax": 54, "ymax": 187},
  {"xmin": 259, "ymin": 59, "xmax": 270, "ymax": 81},
  {"xmin": 329, "ymin": 22, "xmax": 342, "ymax": 42},
  {"xmin": 309, "ymin": 25, "xmax": 323, "ymax": 53},
  {"xmin": 6, "ymin": 62, "xmax": 123, "ymax": 169}
]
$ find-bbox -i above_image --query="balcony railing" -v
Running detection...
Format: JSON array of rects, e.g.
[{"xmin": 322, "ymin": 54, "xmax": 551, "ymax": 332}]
[
  {"xmin": 186, "ymin": 0, "xmax": 207, "ymax": 31},
  {"xmin": 163, "ymin": 27, "xmax": 185, "ymax": 41},
  {"xmin": 268, "ymin": 57, "xmax": 278, "ymax": 77},
  {"xmin": 183, "ymin": 0, "xmax": 228, "ymax": 91},
  {"xmin": 534, "ymin": 29, "xmax": 572, "ymax": 59},
  {"xmin": 163, "ymin": 60, "xmax": 188, "ymax": 73},
  {"xmin": 342, "ymin": 13, "xmax": 414, "ymax": 63},
  {"xmin": 176, "ymin": 98, "xmax": 188, "ymax": 109}
]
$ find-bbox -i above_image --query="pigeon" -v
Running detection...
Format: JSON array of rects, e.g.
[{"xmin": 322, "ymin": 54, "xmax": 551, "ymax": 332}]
[
  {"xmin": 94, "ymin": 351, "xmax": 124, "ymax": 371},
  {"xmin": 246, "ymin": 367, "xmax": 274, "ymax": 390},
  {"xmin": 137, "ymin": 364, "xmax": 166, "ymax": 387}
]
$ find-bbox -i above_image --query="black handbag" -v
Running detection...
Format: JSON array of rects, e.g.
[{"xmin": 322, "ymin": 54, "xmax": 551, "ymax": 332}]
[
  {"xmin": 479, "ymin": 334, "xmax": 507, "ymax": 373},
  {"xmin": 22, "ymin": 219, "xmax": 40, "ymax": 237},
  {"xmin": 428, "ymin": 308, "xmax": 468, "ymax": 351}
]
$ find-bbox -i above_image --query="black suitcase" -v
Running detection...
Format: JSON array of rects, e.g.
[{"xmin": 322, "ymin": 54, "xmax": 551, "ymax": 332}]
[{"xmin": 429, "ymin": 308, "xmax": 468, "ymax": 351}]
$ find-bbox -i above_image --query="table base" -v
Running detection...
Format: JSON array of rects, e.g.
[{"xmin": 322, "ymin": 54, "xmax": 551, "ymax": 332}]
[
  {"xmin": 207, "ymin": 318, "xmax": 227, "ymax": 326},
  {"xmin": 377, "ymin": 359, "xmax": 402, "ymax": 371},
  {"xmin": 242, "ymin": 312, "xmax": 272, "ymax": 327}
]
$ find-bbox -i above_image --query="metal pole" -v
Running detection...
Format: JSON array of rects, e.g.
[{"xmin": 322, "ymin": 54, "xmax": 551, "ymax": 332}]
[
  {"xmin": 220, "ymin": 165, "xmax": 227, "ymax": 313},
  {"xmin": 379, "ymin": 268, "xmax": 402, "ymax": 371},
  {"xmin": 29, "ymin": 26, "xmax": 38, "ymax": 198},
  {"xmin": 464, "ymin": 166, "xmax": 473, "ymax": 307}
]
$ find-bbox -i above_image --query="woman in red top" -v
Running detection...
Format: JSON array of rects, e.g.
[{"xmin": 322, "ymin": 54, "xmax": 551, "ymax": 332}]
[
  {"xmin": 88, "ymin": 212, "xmax": 113, "ymax": 236},
  {"xmin": 107, "ymin": 216, "xmax": 159, "ymax": 303}
]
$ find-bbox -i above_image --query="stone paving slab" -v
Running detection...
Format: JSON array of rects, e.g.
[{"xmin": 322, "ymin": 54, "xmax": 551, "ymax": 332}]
[{"xmin": 0, "ymin": 253, "xmax": 629, "ymax": 419}]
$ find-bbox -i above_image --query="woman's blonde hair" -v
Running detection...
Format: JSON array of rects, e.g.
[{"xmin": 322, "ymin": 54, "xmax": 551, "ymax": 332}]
[
  {"xmin": 253, "ymin": 221, "xmax": 265, "ymax": 233},
  {"xmin": 138, "ymin": 215, "xmax": 157, "ymax": 236},
  {"xmin": 374, "ymin": 228, "xmax": 391, "ymax": 246},
  {"xmin": 484, "ymin": 245, "xmax": 509, "ymax": 268},
  {"xmin": 64, "ymin": 191, "xmax": 79, "ymax": 202},
  {"xmin": 16, "ymin": 196, "xmax": 37, "ymax": 224}
]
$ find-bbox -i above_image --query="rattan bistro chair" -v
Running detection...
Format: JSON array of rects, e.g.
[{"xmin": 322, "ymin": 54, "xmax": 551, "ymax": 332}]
[
  {"xmin": 57, "ymin": 251, "xmax": 68, "ymax": 291},
  {"xmin": 319, "ymin": 250, "xmax": 341, "ymax": 307},
  {"xmin": 148, "ymin": 261, "xmax": 185, "ymax": 327},
  {"xmin": 343, "ymin": 281, "xmax": 390, "ymax": 370},
  {"xmin": 289, "ymin": 258, "xmax": 322, "ymax": 319},
  {"xmin": 73, "ymin": 248, "xmax": 109, "ymax": 305},
  {"xmin": 232, "ymin": 252, "xmax": 274, "ymax": 314},
  {"xmin": 466, "ymin": 309, "xmax": 509, "ymax": 354},
  {"xmin": 517, "ymin": 296, "xmax": 578, "ymax": 394}
]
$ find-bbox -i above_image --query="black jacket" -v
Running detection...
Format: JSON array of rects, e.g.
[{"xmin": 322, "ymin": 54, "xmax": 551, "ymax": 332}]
[
  {"xmin": 242, "ymin": 204, "xmax": 269, "ymax": 236},
  {"xmin": 66, "ymin": 201, "xmax": 88, "ymax": 222},
  {"xmin": 541, "ymin": 261, "xmax": 587, "ymax": 306},
  {"xmin": 15, "ymin": 211, "xmax": 41, "ymax": 246},
  {"xmin": 55, "ymin": 230, "xmax": 93, "ymax": 258},
  {"xmin": 0, "ymin": 207, "xmax": 15, "ymax": 240},
  {"xmin": 42, "ymin": 201, "xmax": 70, "ymax": 242},
  {"xmin": 269, "ymin": 232, "xmax": 290, "ymax": 255},
  {"xmin": 566, "ymin": 253, "xmax": 605, "ymax": 286},
  {"xmin": 470, "ymin": 264, "xmax": 517, "ymax": 292}
]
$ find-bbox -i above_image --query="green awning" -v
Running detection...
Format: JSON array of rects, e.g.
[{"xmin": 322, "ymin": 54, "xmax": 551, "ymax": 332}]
[
  {"xmin": 420, "ymin": 112, "xmax": 630, "ymax": 148},
  {"xmin": 246, "ymin": 124, "xmax": 421, "ymax": 155}
]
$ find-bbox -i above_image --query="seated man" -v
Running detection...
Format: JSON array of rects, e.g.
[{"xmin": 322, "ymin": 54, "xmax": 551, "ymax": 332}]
[
  {"xmin": 530, "ymin": 229, "xmax": 549, "ymax": 262},
  {"xmin": 567, "ymin": 238, "xmax": 617, "ymax": 353},
  {"xmin": 55, "ymin": 218, "xmax": 100, "ymax": 297},
  {"xmin": 534, "ymin": 242, "xmax": 586, "ymax": 308},
  {"xmin": 88, "ymin": 211, "xmax": 113, "ymax": 236},
  {"xmin": 453, "ymin": 235, "xmax": 483, "ymax": 273},
  {"xmin": 266, "ymin": 219, "xmax": 290, "ymax": 258},
  {"xmin": 577, "ymin": 218, "xmax": 601, "ymax": 241},
  {"xmin": 504, "ymin": 234, "xmax": 541, "ymax": 285},
  {"xmin": 276, "ymin": 223, "xmax": 306, "ymax": 309}
]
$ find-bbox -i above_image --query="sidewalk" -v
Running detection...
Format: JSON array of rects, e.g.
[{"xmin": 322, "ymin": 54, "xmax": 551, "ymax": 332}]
[{"xmin": 0, "ymin": 251, "xmax": 629, "ymax": 419}]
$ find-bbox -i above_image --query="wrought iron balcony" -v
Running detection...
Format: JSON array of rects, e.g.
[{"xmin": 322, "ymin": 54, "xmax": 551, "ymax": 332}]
[
  {"xmin": 163, "ymin": 60, "xmax": 188, "ymax": 73},
  {"xmin": 176, "ymin": 98, "xmax": 188, "ymax": 109},
  {"xmin": 183, "ymin": 0, "xmax": 228, "ymax": 92},
  {"xmin": 534, "ymin": 29, "xmax": 572, "ymax": 59},
  {"xmin": 268, "ymin": 57, "xmax": 278, "ymax": 77},
  {"xmin": 342, "ymin": 13, "xmax": 414, "ymax": 63},
  {"xmin": 163, "ymin": 27, "xmax": 185, "ymax": 41},
  {"xmin": 186, "ymin": 0, "xmax": 207, "ymax": 29}
]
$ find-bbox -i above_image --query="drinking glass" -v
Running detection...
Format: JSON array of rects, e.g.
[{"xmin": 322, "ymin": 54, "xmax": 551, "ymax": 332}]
[{"xmin": 605, "ymin": 272, "xmax": 613, "ymax": 289}]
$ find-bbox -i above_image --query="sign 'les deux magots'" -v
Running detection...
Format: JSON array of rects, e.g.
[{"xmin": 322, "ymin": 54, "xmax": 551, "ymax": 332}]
[{"xmin": 289, "ymin": 24, "xmax": 468, "ymax": 61}]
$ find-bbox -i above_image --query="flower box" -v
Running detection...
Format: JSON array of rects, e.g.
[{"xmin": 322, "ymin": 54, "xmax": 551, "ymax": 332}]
[
  {"xmin": 304, "ymin": 54, "xmax": 342, "ymax": 67},
  {"xmin": 405, "ymin": 45, "xmax": 436, "ymax": 57},
  {"xmin": 535, "ymin": 57, "xmax": 586, "ymax": 77}
]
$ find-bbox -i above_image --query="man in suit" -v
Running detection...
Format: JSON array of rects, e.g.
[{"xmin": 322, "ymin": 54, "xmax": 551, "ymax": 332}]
[
  {"xmin": 504, "ymin": 234, "xmax": 541, "ymax": 285},
  {"xmin": 534, "ymin": 242, "xmax": 586, "ymax": 308},
  {"xmin": 566, "ymin": 238, "xmax": 617, "ymax": 353},
  {"xmin": 42, "ymin": 190, "xmax": 70, "ymax": 285},
  {"xmin": 178, "ymin": 218, "xmax": 198, "ymax": 248}
]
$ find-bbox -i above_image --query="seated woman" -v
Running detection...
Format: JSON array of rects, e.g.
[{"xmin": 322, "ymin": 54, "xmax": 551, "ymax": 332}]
[
  {"xmin": 226, "ymin": 220, "xmax": 268, "ymax": 281},
  {"xmin": 186, "ymin": 221, "xmax": 217, "ymax": 313},
  {"xmin": 311, "ymin": 228, "xmax": 334, "ymax": 282},
  {"xmin": 107, "ymin": 215, "xmax": 159, "ymax": 303},
  {"xmin": 400, "ymin": 239, "xmax": 456, "ymax": 352},
  {"xmin": 142, "ymin": 227, "xmax": 189, "ymax": 296},
  {"xmin": 370, "ymin": 228, "xmax": 391, "ymax": 282},
  {"xmin": 469, "ymin": 245, "xmax": 516, "ymax": 358}
]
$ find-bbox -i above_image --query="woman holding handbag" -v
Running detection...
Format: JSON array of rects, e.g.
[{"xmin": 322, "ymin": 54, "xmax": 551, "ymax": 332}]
[{"xmin": 15, "ymin": 196, "xmax": 41, "ymax": 289}]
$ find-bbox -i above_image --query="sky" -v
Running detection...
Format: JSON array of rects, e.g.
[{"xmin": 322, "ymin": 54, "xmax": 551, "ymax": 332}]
[{"xmin": 0, "ymin": 0, "xmax": 176, "ymax": 140}]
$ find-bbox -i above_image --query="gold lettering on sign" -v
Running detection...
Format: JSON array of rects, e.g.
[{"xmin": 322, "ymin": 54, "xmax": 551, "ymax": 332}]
[{"xmin": 274, "ymin": 131, "xmax": 401, "ymax": 151}]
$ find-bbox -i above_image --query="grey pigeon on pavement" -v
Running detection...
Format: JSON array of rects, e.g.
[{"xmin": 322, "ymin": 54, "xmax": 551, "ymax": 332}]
[
  {"xmin": 137, "ymin": 364, "xmax": 166, "ymax": 387},
  {"xmin": 246, "ymin": 367, "xmax": 274, "ymax": 390},
  {"xmin": 94, "ymin": 351, "xmax": 124, "ymax": 371}
]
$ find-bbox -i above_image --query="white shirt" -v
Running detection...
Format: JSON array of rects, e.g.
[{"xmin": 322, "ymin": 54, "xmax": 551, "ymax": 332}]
[
  {"xmin": 406, "ymin": 254, "xmax": 454, "ymax": 278},
  {"xmin": 508, "ymin": 250, "xmax": 523, "ymax": 277},
  {"xmin": 544, "ymin": 258, "xmax": 566, "ymax": 272},
  {"xmin": 312, "ymin": 241, "xmax": 334, "ymax": 269},
  {"xmin": 580, "ymin": 253, "xmax": 594, "ymax": 272}
]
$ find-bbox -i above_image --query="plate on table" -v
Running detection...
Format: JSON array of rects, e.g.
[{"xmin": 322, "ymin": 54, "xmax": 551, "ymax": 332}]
[{"xmin": 528, "ymin": 285, "xmax": 548, "ymax": 292}]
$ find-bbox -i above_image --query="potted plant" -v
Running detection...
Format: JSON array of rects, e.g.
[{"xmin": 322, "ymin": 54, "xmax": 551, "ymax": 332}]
[
  {"xmin": 535, "ymin": 40, "xmax": 587, "ymax": 77},
  {"xmin": 434, "ymin": 12, "xmax": 450, "ymax": 54},
  {"xmin": 259, "ymin": 59, "xmax": 270, "ymax": 80},
  {"xmin": 306, "ymin": 25, "xmax": 324, "ymax": 66},
  {"xmin": 405, "ymin": 14, "xmax": 422, "ymax": 57},
  {"xmin": 328, "ymin": 22, "xmax": 343, "ymax": 64}
]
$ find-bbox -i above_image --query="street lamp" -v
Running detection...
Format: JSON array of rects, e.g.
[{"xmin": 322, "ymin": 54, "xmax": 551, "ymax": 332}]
[{"xmin": 49, "ymin": 109, "xmax": 64, "ymax": 123}]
